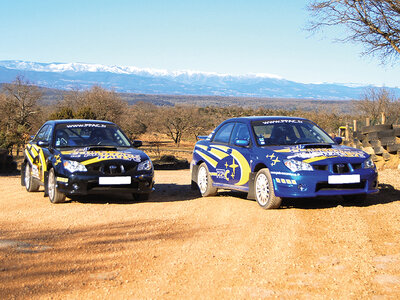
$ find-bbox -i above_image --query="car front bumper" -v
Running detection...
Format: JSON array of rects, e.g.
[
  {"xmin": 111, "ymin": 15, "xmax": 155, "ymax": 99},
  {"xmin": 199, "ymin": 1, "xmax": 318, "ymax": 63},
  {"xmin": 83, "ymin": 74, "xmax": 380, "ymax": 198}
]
[
  {"xmin": 56, "ymin": 173, "xmax": 154, "ymax": 196},
  {"xmin": 271, "ymin": 168, "xmax": 378, "ymax": 198}
]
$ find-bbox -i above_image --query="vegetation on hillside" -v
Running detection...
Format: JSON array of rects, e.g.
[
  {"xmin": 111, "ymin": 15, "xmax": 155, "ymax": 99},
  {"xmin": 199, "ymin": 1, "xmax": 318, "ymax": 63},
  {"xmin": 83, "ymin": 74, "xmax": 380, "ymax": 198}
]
[{"xmin": 1, "ymin": 76, "xmax": 399, "ymax": 154}]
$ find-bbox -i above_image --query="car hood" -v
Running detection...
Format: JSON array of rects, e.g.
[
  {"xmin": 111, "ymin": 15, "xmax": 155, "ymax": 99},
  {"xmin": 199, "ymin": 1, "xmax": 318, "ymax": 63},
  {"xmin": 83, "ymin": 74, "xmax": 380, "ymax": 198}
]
[
  {"xmin": 265, "ymin": 144, "xmax": 368, "ymax": 163},
  {"xmin": 59, "ymin": 147, "xmax": 147, "ymax": 165}
]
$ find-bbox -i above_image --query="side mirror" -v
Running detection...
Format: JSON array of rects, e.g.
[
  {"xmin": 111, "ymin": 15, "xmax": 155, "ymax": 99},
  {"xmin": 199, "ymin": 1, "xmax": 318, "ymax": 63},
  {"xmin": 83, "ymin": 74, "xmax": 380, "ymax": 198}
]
[
  {"xmin": 132, "ymin": 140, "xmax": 142, "ymax": 148},
  {"xmin": 235, "ymin": 139, "xmax": 250, "ymax": 147},
  {"xmin": 37, "ymin": 140, "xmax": 50, "ymax": 147},
  {"xmin": 334, "ymin": 137, "xmax": 343, "ymax": 145}
]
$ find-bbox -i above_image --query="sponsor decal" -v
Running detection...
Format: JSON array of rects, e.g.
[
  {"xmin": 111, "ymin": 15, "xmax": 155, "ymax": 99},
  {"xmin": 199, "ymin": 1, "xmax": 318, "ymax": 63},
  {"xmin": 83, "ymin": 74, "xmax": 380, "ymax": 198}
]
[
  {"xmin": 271, "ymin": 171, "xmax": 300, "ymax": 177},
  {"xmin": 262, "ymin": 119, "xmax": 303, "ymax": 125},
  {"xmin": 276, "ymin": 147, "xmax": 367, "ymax": 160},
  {"xmin": 67, "ymin": 150, "xmax": 141, "ymax": 163},
  {"xmin": 66, "ymin": 123, "xmax": 107, "ymax": 128}
]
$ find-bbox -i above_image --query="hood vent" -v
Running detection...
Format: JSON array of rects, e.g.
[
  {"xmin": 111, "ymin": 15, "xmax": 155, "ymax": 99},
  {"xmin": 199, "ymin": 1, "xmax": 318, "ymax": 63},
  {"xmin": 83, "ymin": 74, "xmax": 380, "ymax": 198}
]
[{"xmin": 302, "ymin": 144, "xmax": 332, "ymax": 149}]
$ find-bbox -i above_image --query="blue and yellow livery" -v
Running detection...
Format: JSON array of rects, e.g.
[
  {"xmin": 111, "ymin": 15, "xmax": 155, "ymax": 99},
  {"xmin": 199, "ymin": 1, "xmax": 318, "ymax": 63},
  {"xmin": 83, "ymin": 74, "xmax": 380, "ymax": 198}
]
[
  {"xmin": 191, "ymin": 116, "xmax": 378, "ymax": 209},
  {"xmin": 21, "ymin": 119, "xmax": 154, "ymax": 203}
]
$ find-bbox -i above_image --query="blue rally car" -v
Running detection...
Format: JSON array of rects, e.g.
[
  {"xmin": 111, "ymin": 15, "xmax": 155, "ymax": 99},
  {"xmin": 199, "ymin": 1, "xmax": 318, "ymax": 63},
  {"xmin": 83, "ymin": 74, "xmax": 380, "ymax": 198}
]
[
  {"xmin": 191, "ymin": 116, "xmax": 378, "ymax": 209},
  {"xmin": 21, "ymin": 119, "xmax": 154, "ymax": 203}
]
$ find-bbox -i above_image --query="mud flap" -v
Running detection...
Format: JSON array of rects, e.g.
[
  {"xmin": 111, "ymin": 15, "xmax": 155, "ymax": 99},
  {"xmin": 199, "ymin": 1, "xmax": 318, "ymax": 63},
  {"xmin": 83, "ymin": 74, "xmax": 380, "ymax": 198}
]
[
  {"xmin": 191, "ymin": 164, "xmax": 199, "ymax": 190},
  {"xmin": 20, "ymin": 161, "xmax": 26, "ymax": 186},
  {"xmin": 246, "ymin": 172, "xmax": 257, "ymax": 200},
  {"xmin": 43, "ymin": 171, "xmax": 49, "ymax": 197}
]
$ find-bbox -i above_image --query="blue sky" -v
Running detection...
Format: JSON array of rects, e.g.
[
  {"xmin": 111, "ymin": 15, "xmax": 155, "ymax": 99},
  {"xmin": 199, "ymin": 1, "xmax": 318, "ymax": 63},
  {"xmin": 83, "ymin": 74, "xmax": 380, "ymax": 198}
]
[{"xmin": 0, "ymin": 0, "xmax": 398, "ymax": 87}]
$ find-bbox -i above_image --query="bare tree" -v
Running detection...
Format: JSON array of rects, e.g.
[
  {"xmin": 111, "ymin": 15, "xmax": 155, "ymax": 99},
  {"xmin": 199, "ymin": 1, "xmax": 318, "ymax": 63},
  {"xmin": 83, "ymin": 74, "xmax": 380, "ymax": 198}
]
[
  {"xmin": 160, "ymin": 106, "xmax": 194, "ymax": 146},
  {"xmin": 308, "ymin": 0, "xmax": 400, "ymax": 62},
  {"xmin": 354, "ymin": 87, "xmax": 400, "ymax": 124},
  {"xmin": 0, "ymin": 76, "xmax": 42, "ymax": 154},
  {"xmin": 1, "ymin": 76, "xmax": 42, "ymax": 130}
]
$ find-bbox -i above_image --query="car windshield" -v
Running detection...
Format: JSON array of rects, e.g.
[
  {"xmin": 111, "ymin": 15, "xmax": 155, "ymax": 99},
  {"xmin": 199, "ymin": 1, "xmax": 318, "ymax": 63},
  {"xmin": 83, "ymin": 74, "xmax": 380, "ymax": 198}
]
[
  {"xmin": 53, "ymin": 123, "xmax": 131, "ymax": 148},
  {"xmin": 252, "ymin": 119, "xmax": 334, "ymax": 146}
]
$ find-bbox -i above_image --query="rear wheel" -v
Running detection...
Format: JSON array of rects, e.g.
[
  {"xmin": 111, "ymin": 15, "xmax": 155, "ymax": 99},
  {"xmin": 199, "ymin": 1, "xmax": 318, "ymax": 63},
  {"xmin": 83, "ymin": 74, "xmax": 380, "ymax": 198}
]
[
  {"xmin": 197, "ymin": 163, "xmax": 217, "ymax": 197},
  {"xmin": 24, "ymin": 163, "xmax": 40, "ymax": 192},
  {"xmin": 254, "ymin": 168, "xmax": 282, "ymax": 209},
  {"xmin": 48, "ymin": 168, "xmax": 66, "ymax": 203}
]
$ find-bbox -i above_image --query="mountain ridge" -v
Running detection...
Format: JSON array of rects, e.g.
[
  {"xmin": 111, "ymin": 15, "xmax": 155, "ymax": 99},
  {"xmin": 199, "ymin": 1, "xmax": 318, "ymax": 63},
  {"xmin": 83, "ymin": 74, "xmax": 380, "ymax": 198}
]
[{"xmin": 0, "ymin": 60, "xmax": 397, "ymax": 100}]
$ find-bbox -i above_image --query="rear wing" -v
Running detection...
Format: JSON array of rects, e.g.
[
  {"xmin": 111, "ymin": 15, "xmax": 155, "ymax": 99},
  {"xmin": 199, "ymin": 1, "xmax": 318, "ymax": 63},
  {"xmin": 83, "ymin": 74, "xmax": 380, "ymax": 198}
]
[{"xmin": 196, "ymin": 135, "xmax": 209, "ymax": 141}]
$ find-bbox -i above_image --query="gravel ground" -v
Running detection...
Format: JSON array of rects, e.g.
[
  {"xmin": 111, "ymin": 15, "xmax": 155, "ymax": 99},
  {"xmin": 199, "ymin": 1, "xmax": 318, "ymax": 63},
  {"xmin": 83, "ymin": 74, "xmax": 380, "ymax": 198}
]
[{"xmin": 1, "ymin": 169, "xmax": 400, "ymax": 299}]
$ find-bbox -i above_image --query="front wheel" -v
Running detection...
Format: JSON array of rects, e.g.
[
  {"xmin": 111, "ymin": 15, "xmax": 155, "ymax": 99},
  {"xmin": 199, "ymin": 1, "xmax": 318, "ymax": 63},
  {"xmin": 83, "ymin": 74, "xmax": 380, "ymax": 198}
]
[
  {"xmin": 24, "ymin": 162, "xmax": 40, "ymax": 192},
  {"xmin": 197, "ymin": 163, "xmax": 217, "ymax": 197},
  {"xmin": 254, "ymin": 168, "xmax": 282, "ymax": 209},
  {"xmin": 48, "ymin": 168, "xmax": 66, "ymax": 203}
]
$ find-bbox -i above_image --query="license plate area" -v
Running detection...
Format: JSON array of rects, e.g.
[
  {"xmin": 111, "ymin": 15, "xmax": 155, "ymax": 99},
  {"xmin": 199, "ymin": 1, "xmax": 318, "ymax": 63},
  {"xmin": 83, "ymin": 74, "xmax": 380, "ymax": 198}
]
[
  {"xmin": 328, "ymin": 174, "xmax": 360, "ymax": 184},
  {"xmin": 99, "ymin": 176, "xmax": 131, "ymax": 185}
]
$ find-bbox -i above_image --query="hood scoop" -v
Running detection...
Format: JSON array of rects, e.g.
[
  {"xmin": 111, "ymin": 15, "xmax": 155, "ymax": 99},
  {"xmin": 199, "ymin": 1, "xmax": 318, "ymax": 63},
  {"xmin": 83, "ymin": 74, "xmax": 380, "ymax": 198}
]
[
  {"xmin": 301, "ymin": 144, "xmax": 332, "ymax": 149},
  {"xmin": 85, "ymin": 146, "xmax": 118, "ymax": 151}
]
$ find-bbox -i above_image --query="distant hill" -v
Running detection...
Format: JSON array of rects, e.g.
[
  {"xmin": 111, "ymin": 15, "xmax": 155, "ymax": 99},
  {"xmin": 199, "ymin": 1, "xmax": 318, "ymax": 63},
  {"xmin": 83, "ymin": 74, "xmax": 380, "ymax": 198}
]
[{"xmin": 1, "ymin": 60, "xmax": 396, "ymax": 100}]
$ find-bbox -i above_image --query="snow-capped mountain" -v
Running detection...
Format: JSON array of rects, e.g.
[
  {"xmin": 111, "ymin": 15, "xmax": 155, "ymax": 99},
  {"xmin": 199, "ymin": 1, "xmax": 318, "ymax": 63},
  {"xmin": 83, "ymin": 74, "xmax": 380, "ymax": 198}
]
[{"xmin": 0, "ymin": 60, "xmax": 395, "ymax": 99}]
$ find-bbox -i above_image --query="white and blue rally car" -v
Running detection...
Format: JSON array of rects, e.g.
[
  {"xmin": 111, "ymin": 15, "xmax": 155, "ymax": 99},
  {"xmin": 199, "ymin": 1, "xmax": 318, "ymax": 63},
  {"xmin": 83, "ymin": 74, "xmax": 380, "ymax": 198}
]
[{"xmin": 191, "ymin": 116, "xmax": 378, "ymax": 209}]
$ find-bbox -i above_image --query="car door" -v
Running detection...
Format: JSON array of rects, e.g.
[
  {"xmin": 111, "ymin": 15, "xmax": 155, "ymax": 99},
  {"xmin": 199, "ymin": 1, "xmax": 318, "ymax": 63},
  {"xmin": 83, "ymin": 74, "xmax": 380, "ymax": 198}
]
[
  {"xmin": 226, "ymin": 122, "xmax": 252, "ymax": 190},
  {"xmin": 28, "ymin": 124, "xmax": 53, "ymax": 182},
  {"xmin": 208, "ymin": 122, "xmax": 252, "ymax": 191}
]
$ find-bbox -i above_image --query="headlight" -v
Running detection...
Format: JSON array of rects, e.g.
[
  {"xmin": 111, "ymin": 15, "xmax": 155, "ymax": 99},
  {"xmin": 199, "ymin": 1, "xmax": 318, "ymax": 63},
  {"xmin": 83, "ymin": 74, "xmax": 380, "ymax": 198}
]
[
  {"xmin": 137, "ymin": 159, "xmax": 153, "ymax": 171},
  {"xmin": 363, "ymin": 157, "xmax": 375, "ymax": 169},
  {"xmin": 63, "ymin": 160, "xmax": 87, "ymax": 173},
  {"xmin": 284, "ymin": 159, "xmax": 313, "ymax": 172}
]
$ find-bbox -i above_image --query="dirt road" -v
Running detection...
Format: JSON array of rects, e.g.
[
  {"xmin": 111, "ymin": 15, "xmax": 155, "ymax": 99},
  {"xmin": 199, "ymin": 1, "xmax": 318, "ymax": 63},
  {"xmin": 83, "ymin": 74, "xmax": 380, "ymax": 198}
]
[{"xmin": 1, "ymin": 169, "xmax": 400, "ymax": 299}]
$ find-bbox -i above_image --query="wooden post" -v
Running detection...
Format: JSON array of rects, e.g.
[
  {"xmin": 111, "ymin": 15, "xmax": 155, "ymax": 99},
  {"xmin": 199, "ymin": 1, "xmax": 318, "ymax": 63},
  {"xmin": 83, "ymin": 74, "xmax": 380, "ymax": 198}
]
[
  {"xmin": 381, "ymin": 112, "xmax": 386, "ymax": 124},
  {"xmin": 345, "ymin": 124, "xmax": 349, "ymax": 141},
  {"xmin": 353, "ymin": 120, "xmax": 357, "ymax": 132},
  {"xmin": 366, "ymin": 118, "xmax": 370, "ymax": 126}
]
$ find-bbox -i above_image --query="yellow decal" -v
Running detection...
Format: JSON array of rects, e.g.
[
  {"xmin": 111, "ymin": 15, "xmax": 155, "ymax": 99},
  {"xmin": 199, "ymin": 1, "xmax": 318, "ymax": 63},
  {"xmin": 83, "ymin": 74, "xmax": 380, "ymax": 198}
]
[
  {"xmin": 195, "ymin": 150, "xmax": 218, "ymax": 168},
  {"xmin": 210, "ymin": 148, "xmax": 229, "ymax": 160},
  {"xmin": 228, "ymin": 158, "xmax": 239, "ymax": 179},
  {"xmin": 196, "ymin": 145, "xmax": 208, "ymax": 151},
  {"xmin": 54, "ymin": 154, "xmax": 62, "ymax": 166},
  {"xmin": 303, "ymin": 156, "xmax": 335, "ymax": 164},
  {"xmin": 231, "ymin": 149, "xmax": 251, "ymax": 186},
  {"xmin": 267, "ymin": 153, "xmax": 281, "ymax": 166},
  {"xmin": 56, "ymin": 177, "xmax": 68, "ymax": 183}
]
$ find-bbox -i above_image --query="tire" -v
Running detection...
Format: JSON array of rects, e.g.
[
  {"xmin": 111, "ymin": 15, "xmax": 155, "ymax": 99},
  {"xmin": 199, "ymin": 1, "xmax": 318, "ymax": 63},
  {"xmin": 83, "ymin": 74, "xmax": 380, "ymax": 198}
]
[
  {"xmin": 197, "ymin": 162, "xmax": 217, "ymax": 197},
  {"xmin": 254, "ymin": 168, "xmax": 282, "ymax": 209},
  {"xmin": 133, "ymin": 193, "xmax": 150, "ymax": 202},
  {"xmin": 24, "ymin": 163, "xmax": 40, "ymax": 192},
  {"xmin": 342, "ymin": 194, "xmax": 367, "ymax": 203},
  {"xmin": 48, "ymin": 168, "xmax": 66, "ymax": 203}
]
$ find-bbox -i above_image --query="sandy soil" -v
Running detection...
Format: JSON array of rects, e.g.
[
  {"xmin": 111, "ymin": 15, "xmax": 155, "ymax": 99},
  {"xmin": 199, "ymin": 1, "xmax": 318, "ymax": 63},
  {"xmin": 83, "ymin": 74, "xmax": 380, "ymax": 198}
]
[{"xmin": 1, "ymin": 169, "xmax": 400, "ymax": 299}]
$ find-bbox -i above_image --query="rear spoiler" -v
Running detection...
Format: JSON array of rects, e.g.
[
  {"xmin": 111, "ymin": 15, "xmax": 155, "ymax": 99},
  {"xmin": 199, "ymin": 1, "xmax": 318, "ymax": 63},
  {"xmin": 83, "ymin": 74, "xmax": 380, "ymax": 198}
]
[{"xmin": 196, "ymin": 135, "xmax": 209, "ymax": 141}]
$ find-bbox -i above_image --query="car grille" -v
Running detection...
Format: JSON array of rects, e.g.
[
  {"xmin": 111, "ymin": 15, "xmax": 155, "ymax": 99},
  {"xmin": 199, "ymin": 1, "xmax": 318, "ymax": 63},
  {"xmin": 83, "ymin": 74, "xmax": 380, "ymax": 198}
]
[
  {"xmin": 86, "ymin": 162, "xmax": 136, "ymax": 174},
  {"xmin": 313, "ymin": 163, "xmax": 363, "ymax": 174}
]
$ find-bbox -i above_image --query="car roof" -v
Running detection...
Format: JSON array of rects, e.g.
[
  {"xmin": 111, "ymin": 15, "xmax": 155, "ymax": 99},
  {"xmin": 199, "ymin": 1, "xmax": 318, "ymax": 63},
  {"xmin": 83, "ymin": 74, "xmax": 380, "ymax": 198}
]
[
  {"xmin": 222, "ymin": 116, "xmax": 310, "ymax": 123},
  {"xmin": 44, "ymin": 119, "xmax": 115, "ymax": 126}
]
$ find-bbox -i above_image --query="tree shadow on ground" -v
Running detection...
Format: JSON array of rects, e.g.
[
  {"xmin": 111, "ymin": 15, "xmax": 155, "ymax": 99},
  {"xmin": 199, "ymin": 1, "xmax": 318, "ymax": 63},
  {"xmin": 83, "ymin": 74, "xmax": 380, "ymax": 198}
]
[
  {"xmin": 217, "ymin": 183, "xmax": 400, "ymax": 210},
  {"xmin": 67, "ymin": 183, "xmax": 200, "ymax": 204},
  {"xmin": 0, "ymin": 218, "xmax": 212, "ymax": 299}
]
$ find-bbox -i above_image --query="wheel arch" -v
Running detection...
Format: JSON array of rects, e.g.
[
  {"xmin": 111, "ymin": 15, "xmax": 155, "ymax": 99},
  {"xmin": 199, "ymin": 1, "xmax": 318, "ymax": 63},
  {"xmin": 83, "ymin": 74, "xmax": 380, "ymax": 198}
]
[{"xmin": 247, "ymin": 162, "xmax": 268, "ymax": 200}]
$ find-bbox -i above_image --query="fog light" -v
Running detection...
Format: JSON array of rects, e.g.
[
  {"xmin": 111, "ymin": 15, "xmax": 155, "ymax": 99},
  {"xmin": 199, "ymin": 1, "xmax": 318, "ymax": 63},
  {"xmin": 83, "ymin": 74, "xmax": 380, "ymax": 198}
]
[
  {"xmin": 73, "ymin": 183, "xmax": 79, "ymax": 190},
  {"xmin": 298, "ymin": 184, "xmax": 307, "ymax": 191}
]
